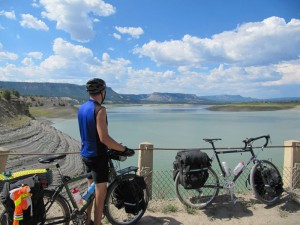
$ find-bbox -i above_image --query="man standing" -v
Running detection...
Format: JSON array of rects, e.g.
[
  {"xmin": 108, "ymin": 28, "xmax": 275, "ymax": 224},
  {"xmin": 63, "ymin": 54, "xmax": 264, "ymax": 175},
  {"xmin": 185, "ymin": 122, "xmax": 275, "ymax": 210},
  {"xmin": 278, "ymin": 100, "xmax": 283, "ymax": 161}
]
[{"xmin": 78, "ymin": 78, "xmax": 134, "ymax": 225}]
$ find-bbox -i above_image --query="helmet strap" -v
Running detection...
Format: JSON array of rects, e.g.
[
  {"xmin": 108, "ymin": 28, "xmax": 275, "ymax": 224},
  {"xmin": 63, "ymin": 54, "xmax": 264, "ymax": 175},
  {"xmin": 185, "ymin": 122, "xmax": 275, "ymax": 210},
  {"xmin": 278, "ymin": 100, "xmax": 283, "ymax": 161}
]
[{"xmin": 100, "ymin": 89, "xmax": 106, "ymax": 104}]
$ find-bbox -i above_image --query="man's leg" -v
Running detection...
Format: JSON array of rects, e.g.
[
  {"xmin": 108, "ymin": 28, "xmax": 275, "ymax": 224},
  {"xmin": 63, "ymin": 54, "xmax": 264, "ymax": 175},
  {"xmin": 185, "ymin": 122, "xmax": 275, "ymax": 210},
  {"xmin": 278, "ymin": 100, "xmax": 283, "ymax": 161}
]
[
  {"xmin": 94, "ymin": 182, "xmax": 107, "ymax": 225},
  {"xmin": 86, "ymin": 178, "xmax": 93, "ymax": 225}
]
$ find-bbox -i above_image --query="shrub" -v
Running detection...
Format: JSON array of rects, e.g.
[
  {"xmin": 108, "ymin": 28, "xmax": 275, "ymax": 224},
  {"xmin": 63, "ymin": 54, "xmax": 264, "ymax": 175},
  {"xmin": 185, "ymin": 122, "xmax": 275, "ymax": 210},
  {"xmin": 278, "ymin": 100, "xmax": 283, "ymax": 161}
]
[{"xmin": 3, "ymin": 90, "xmax": 11, "ymax": 101}]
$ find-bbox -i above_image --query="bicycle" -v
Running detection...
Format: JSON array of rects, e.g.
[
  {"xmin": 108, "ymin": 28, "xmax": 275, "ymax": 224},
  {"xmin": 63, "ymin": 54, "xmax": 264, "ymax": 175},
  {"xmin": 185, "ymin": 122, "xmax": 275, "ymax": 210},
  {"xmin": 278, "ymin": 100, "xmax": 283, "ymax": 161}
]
[
  {"xmin": 0, "ymin": 150, "xmax": 149, "ymax": 225},
  {"xmin": 174, "ymin": 135, "xmax": 283, "ymax": 209}
]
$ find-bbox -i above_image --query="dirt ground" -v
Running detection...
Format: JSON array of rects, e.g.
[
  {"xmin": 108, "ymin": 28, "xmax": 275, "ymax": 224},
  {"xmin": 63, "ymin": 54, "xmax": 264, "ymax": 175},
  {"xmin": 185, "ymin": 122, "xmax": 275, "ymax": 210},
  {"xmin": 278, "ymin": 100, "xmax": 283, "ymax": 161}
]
[{"xmin": 136, "ymin": 191, "xmax": 300, "ymax": 225}]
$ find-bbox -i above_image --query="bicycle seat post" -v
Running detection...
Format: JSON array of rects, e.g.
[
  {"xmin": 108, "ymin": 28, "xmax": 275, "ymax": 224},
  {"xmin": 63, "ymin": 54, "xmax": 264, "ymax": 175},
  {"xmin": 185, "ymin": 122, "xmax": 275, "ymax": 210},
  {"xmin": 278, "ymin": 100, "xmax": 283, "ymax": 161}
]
[{"xmin": 55, "ymin": 163, "xmax": 64, "ymax": 178}]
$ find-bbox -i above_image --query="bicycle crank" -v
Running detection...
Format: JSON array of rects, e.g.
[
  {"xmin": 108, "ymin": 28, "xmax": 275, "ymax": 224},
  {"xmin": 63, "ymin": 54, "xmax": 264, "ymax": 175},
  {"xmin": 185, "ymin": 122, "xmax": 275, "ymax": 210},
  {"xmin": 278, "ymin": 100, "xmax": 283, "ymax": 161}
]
[{"xmin": 72, "ymin": 211, "xmax": 87, "ymax": 225}]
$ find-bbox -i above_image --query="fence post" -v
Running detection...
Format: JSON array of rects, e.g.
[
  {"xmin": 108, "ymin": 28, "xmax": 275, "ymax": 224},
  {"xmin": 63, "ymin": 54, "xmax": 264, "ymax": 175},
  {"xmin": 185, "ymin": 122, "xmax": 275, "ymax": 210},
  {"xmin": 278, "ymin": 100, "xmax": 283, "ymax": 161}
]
[
  {"xmin": 283, "ymin": 140, "xmax": 300, "ymax": 189},
  {"xmin": 0, "ymin": 147, "xmax": 9, "ymax": 173},
  {"xmin": 138, "ymin": 142, "xmax": 153, "ymax": 199}
]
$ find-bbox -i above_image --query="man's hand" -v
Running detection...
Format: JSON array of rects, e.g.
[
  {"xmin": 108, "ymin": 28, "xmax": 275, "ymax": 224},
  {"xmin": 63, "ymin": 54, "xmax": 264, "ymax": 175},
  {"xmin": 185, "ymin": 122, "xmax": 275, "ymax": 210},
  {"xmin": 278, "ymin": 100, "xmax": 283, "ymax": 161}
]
[{"xmin": 122, "ymin": 147, "xmax": 135, "ymax": 157}]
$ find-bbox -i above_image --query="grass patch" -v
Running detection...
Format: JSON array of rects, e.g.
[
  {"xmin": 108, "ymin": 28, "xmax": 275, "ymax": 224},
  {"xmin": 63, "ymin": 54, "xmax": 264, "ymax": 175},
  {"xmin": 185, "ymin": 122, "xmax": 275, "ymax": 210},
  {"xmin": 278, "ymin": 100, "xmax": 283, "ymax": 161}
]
[
  {"xmin": 29, "ymin": 106, "xmax": 78, "ymax": 119},
  {"xmin": 207, "ymin": 102, "xmax": 300, "ymax": 112},
  {"xmin": 185, "ymin": 206, "xmax": 197, "ymax": 214},
  {"xmin": 162, "ymin": 203, "xmax": 178, "ymax": 213},
  {"xmin": 0, "ymin": 115, "xmax": 32, "ymax": 128}
]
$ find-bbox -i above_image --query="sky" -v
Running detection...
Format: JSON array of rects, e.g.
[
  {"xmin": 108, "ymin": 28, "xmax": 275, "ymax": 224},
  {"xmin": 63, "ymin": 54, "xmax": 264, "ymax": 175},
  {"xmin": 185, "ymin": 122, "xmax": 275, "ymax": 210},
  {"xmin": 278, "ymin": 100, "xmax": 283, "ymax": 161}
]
[{"xmin": 0, "ymin": 0, "xmax": 300, "ymax": 99}]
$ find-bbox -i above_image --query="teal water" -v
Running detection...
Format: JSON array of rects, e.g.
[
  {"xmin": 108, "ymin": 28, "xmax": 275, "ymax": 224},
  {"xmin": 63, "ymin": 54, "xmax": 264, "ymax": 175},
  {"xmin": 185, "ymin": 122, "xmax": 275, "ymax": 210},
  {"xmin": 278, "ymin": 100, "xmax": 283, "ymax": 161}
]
[{"xmin": 52, "ymin": 105, "xmax": 300, "ymax": 171}]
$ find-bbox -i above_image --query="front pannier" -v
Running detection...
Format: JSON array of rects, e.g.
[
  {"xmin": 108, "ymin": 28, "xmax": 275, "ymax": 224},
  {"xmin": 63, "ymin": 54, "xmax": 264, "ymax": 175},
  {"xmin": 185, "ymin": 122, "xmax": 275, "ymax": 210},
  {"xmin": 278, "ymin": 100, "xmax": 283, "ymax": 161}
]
[
  {"xmin": 112, "ymin": 175, "xmax": 146, "ymax": 215},
  {"xmin": 253, "ymin": 166, "xmax": 283, "ymax": 197},
  {"xmin": 0, "ymin": 175, "xmax": 45, "ymax": 225},
  {"xmin": 173, "ymin": 150, "xmax": 211, "ymax": 189}
]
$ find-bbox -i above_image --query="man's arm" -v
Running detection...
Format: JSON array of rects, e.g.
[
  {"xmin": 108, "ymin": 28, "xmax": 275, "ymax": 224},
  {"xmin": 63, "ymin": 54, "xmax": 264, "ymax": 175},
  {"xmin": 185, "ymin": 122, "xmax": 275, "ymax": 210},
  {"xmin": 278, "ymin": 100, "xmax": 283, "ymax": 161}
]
[{"xmin": 96, "ymin": 107, "xmax": 126, "ymax": 152}]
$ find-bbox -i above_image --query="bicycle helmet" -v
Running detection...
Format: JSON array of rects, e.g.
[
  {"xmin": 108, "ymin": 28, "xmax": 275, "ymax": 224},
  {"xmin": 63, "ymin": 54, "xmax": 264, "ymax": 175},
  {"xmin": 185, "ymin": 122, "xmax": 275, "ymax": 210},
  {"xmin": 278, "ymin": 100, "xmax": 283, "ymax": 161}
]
[{"xmin": 86, "ymin": 78, "xmax": 106, "ymax": 95}]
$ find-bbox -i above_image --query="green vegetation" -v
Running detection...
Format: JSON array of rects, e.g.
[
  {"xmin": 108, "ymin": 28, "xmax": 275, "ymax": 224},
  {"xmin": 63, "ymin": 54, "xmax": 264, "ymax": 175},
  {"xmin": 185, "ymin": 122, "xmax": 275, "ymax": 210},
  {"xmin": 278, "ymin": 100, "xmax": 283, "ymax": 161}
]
[
  {"xmin": 2, "ymin": 115, "xmax": 32, "ymax": 127},
  {"xmin": 207, "ymin": 102, "xmax": 300, "ymax": 111},
  {"xmin": 0, "ymin": 88, "xmax": 20, "ymax": 100},
  {"xmin": 162, "ymin": 203, "xmax": 178, "ymax": 213},
  {"xmin": 29, "ymin": 106, "xmax": 78, "ymax": 119}
]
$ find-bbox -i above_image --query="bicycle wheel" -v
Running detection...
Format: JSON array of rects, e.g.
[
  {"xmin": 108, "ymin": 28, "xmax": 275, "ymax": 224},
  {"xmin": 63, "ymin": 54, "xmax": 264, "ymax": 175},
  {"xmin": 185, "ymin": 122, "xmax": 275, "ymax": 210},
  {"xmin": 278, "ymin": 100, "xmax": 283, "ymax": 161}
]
[
  {"xmin": 104, "ymin": 174, "xmax": 149, "ymax": 225},
  {"xmin": 175, "ymin": 167, "xmax": 219, "ymax": 209},
  {"xmin": 250, "ymin": 160, "xmax": 283, "ymax": 206},
  {"xmin": 0, "ymin": 211, "xmax": 9, "ymax": 225},
  {"xmin": 44, "ymin": 189, "xmax": 71, "ymax": 225}
]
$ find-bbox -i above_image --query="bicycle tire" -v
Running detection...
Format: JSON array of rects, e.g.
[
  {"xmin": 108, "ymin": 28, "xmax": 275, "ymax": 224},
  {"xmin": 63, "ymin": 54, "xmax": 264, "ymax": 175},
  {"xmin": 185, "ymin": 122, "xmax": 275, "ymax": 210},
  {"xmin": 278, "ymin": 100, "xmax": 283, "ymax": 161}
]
[
  {"xmin": 0, "ymin": 210, "xmax": 9, "ymax": 225},
  {"xmin": 44, "ymin": 189, "xmax": 71, "ymax": 225},
  {"xmin": 175, "ymin": 167, "xmax": 219, "ymax": 209},
  {"xmin": 104, "ymin": 174, "xmax": 149, "ymax": 225},
  {"xmin": 250, "ymin": 160, "xmax": 283, "ymax": 206}
]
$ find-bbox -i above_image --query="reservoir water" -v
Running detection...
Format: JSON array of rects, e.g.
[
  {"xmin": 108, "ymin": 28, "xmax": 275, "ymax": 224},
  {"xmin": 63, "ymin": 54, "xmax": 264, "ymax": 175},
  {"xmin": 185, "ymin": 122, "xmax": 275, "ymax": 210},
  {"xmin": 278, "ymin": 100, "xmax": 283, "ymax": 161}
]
[{"xmin": 52, "ymin": 105, "xmax": 300, "ymax": 171}]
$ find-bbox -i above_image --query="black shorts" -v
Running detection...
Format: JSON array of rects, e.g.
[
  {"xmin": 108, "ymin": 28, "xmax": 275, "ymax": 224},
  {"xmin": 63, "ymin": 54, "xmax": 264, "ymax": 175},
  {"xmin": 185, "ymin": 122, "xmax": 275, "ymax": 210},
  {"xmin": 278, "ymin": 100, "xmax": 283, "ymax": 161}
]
[{"xmin": 82, "ymin": 155, "xmax": 109, "ymax": 183}]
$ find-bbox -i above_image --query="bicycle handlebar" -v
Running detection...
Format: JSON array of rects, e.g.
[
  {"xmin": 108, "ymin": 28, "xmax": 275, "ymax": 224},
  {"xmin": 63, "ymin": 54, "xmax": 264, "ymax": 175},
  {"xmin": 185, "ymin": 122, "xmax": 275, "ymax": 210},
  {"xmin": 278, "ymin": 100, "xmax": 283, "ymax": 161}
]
[{"xmin": 242, "ymin": 134, "xmax": 270, "ymax": 149}]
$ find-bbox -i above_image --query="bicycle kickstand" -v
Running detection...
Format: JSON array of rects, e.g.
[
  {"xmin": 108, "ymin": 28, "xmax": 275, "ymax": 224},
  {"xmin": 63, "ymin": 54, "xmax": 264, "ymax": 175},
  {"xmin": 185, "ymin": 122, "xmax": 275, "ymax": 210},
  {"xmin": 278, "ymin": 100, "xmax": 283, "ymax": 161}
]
[
  {"xmin": 230, "ymin": 191, "xmax": 238, "ymax": 205},
  {"xmin": 226, "ymin": 181, "xmax": 238, "ymax": 205}
]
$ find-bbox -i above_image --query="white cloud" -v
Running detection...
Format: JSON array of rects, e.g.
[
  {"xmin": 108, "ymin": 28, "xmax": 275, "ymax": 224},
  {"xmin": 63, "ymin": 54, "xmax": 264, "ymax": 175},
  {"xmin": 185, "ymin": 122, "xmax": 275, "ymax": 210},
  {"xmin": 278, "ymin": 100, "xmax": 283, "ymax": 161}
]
[
  {"xmin": 115, "ymin": 26, "xmax": 144, "ymax": 39},
  {"xmin": 40, "ymin": 0, "xmax": 116, "ymax": 42},
  {"xmin": 134, "ymin": 17, "xmax": 300, "ymax": 68},
  {"xmin": 28, "ymin": 52, "xmax": 43, "ymax": 60},
  {"xmin": 22, "ymin": 57, "xmax": 34, "ymax": 66},
  {"xmin": 89, "ymin": 53, "xmax": 131, "ymax": 83},
  {"xmin": 32, "ymin": 0, "xmax": 40, "ymax": 8},
  {"xmin": 20, "ymin": 14, "xmax": 49, "ymax": 31},
  {"xmin": 0, "ymin": 52, "xmax": 18, "ymax": 61},
  {"xmin": 113, "ymin": 33, "xmax": 121, "ymax": 40},
  {"xmin": 0, "ymin": 10, "xmax": 16, "ymax": 20},
  {"xmin": 264, "ymin": 59, "xmax": 300, "ymax": 86},
  {"xmin": 40, "ymin": 38, "xmax": 96, "ymax": 73},
  {"xmin": 0, "ymin": 38, "xmax": 132, "ymax": 84}
]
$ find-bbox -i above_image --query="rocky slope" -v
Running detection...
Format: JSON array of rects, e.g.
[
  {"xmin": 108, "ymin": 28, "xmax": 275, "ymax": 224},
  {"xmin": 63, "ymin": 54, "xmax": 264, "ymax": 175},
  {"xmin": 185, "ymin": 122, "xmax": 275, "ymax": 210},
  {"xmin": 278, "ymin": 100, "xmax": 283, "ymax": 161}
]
[{"xmin": 0, "ymin": 119, "xmax": 83, "ymax": 179}]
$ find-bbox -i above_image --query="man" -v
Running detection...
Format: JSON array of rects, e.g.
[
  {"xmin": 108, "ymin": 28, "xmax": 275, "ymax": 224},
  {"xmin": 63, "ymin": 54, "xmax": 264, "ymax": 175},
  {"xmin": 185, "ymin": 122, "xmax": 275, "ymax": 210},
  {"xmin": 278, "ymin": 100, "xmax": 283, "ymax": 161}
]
[{"xmin": 78, "ymin": 78, "xmax": 134, "ymax": 225}]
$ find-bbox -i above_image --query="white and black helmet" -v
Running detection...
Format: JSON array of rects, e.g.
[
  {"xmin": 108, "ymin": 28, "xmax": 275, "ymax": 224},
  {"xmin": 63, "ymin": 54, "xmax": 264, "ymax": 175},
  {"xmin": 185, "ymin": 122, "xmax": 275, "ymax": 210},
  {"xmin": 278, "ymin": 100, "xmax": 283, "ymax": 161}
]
[{"xmin": 86, "ymin": 78, "xmax": 106, "ymax": 95}]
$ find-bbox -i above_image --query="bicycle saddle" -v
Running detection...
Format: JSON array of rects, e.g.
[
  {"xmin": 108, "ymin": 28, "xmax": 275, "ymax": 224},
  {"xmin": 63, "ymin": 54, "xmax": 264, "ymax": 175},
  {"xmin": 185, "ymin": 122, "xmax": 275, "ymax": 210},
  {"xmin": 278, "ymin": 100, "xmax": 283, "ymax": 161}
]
[
  {"xmin": 203, "ymin": 138, "xmax": 222, "ymax": 143},
  {"xmin": 38, "ymin": 154, "xmax": 67, "ymax": 164}
]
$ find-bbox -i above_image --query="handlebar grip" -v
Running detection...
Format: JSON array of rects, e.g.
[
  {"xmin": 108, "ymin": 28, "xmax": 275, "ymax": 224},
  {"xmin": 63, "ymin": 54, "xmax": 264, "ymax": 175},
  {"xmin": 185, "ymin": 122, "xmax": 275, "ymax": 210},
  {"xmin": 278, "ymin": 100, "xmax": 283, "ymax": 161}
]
[
  {"xmin": 263, "ymin": 134, "xmax": 270, "ymax": 147},
  {"xmin": 242, "ymin": 134, "xmax": 270, "ymax": 148}
]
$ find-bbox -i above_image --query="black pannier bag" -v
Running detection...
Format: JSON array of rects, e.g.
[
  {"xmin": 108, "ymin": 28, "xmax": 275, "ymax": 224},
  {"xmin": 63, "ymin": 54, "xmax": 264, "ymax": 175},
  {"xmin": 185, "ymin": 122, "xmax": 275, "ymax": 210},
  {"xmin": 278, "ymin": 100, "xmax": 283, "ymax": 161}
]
[
  {"xmin": 173, "ymin": 150, "xmax": 211, "ymax": 189},
  {"xmin": 0, "ymin": 175, "xmax": 45, "ymax": 225},
  {"xmin": 112, "ymin": 175, "xmax": 146, "ymax": 215},
  {"xmin": 253, "ymin": 166, "xmax": 283, "ymax": 197}
]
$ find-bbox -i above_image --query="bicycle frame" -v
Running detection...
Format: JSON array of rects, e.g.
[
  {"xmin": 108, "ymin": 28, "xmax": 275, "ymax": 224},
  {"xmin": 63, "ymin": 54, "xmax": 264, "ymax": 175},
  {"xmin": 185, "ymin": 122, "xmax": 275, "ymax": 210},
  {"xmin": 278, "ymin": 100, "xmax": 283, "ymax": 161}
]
[
  {"xmin": 210, "ymin": 142, "xmax": 257, "ymax": 183},
  {"xmin": 208, "ymin": 134, "xmax": 270, "ymax": 187},
  {"xmin": 44, "ymin": 155, "xmax": 138, "ymax": 224},
  {"xmin": 43, "ymin": 163, "xmax": 92, "ymax": 224}
]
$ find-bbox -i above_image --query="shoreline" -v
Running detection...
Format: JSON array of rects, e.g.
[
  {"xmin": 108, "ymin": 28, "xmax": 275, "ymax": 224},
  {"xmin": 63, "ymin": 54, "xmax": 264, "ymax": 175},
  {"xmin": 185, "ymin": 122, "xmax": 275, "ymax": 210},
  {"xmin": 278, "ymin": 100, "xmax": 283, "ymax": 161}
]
[{"xmin": 28, "ymin": 104, "xmax": 300, "ymax": 120}]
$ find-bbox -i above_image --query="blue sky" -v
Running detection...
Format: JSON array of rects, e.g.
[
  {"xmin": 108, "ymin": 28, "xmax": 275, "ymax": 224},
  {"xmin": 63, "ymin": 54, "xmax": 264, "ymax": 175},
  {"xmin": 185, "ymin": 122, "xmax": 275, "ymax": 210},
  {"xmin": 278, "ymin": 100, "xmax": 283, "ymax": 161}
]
[{"xmin": 0, "ymin": 0, "xmax": 300, "ymax": 98}]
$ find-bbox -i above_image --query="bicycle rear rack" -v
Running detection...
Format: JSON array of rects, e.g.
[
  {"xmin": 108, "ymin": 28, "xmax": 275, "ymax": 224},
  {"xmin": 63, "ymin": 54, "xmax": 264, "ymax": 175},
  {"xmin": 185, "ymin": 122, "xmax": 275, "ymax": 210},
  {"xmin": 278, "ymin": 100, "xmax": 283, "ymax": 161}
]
[{"xmin": 117, "ymin": 166, "xmax": 138, "ymax": 175}]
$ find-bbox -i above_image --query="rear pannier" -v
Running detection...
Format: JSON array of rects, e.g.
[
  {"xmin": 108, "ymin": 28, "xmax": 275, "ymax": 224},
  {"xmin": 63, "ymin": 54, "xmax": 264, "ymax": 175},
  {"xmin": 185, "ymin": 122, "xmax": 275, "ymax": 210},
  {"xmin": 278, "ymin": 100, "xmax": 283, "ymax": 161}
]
[{"xmin": 173, "ymin": 150, "xmax": 211, "ymax": 189}]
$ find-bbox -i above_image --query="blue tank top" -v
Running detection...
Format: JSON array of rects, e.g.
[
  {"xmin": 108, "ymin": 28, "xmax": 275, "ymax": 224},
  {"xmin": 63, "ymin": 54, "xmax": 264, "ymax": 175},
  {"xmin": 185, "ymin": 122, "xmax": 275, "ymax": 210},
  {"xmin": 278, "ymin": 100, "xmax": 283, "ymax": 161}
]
[{"xmin": 78, "ymin": 99, "xmax": 107, "ymax": 157}]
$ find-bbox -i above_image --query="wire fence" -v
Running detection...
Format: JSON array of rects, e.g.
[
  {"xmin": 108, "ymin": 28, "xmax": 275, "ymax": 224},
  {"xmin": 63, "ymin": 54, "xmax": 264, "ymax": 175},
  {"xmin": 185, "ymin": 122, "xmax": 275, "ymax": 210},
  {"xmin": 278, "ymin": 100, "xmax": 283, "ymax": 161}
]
[{"xmin": 147, "ymin": 166, "xmax": 300, "ymax": 201}]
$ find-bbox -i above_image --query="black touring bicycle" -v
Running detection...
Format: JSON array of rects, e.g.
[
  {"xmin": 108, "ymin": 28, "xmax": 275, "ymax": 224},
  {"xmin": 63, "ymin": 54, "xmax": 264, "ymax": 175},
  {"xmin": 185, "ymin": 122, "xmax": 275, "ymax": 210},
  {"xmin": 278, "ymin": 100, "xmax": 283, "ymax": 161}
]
[
  {"xmin": 0, "ymin": 149, "xmax": 149, "ymax": 225},
  {"xmin": 173, "ymin": 135, "xmax": 284, "ymax": 209}
]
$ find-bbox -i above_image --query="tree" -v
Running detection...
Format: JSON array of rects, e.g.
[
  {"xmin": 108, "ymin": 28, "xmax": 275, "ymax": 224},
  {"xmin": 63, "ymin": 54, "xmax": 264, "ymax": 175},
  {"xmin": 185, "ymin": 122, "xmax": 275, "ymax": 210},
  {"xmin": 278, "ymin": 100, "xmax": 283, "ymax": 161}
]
[
  {"xmin": 3, "ymin": 90, "xmax": 11, "ymax": 101},
  {"xmin": 12, "ymin": 90, "xmax": 20, "ymax": 98}
]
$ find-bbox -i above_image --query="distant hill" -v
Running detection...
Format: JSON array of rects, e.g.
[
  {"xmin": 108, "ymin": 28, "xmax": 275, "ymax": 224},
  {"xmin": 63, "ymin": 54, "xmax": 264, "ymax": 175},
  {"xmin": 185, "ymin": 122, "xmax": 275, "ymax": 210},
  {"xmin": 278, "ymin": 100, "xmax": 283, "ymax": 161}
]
[
  {"xmin": 122, "ymin": 92, "xmax": 213, "ymax": 104},
  {"xmin": 0, "ymin": 80, "xmax": 268, "ymax": 104},
  {"xmin": 0, "ymin": 81, "xmax": 129, "ymax": 104},
  {"xmin": 200, "ymin": 95, "xmax": 258, "ymax": 103}
]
